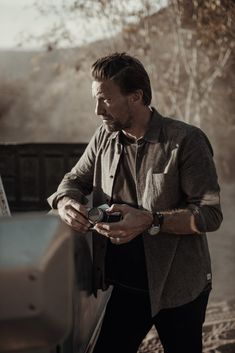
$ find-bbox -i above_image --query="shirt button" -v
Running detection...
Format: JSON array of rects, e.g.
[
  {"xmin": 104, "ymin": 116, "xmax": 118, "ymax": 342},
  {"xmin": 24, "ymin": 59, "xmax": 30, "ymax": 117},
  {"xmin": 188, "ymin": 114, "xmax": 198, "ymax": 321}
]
[{"xmin": 110, "ymin": 175, "xmax": 114, "ymax": 178}]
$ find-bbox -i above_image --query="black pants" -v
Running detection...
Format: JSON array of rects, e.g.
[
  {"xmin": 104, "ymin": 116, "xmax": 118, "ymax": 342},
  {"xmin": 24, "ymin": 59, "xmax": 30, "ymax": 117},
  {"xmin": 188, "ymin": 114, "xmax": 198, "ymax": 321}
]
[{"xmin": 93, "ymin": 285, "xmax": 210, "ymax": 353}]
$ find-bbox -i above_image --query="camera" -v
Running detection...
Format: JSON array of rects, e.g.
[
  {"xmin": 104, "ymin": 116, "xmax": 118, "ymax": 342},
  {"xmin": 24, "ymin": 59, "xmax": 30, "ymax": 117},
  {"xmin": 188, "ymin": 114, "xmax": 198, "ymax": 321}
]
[{"xmin": 88, "ymin": 204, "xmax": 122, "ymax": 224}]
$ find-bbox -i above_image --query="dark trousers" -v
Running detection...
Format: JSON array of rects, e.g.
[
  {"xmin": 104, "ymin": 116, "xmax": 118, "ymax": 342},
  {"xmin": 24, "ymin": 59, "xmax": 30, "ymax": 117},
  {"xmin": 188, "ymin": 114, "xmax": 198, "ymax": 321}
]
[{"xmin": 92, "ymin": 285, "xmax": 210, "ymax": 353}]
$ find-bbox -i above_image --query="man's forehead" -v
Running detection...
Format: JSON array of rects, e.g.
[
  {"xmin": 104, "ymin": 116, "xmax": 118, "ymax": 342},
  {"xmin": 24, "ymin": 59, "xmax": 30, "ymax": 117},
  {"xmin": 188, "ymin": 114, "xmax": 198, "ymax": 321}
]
[
  {"xmin": 91, "ymin": 81, "xmax": 105, "ymax": 95},
  {"xmin": 92, "ymin": 80, "xmax": 120, "ymax": 96}
]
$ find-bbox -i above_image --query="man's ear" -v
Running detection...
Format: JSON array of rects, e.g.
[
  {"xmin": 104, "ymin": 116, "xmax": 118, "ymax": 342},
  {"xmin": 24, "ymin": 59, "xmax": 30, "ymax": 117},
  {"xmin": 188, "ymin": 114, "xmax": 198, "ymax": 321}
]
[{"xmin": 130, "ymin": 90, "xmax": 143, "ymax": 103}]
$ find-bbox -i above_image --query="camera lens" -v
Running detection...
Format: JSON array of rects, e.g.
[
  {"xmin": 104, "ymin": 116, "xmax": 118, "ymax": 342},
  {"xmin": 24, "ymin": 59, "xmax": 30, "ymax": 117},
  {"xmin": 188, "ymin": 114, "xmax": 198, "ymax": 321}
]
[{"xmin": 88, "ymin": 207, "xmax": 104, "ymax": 224}]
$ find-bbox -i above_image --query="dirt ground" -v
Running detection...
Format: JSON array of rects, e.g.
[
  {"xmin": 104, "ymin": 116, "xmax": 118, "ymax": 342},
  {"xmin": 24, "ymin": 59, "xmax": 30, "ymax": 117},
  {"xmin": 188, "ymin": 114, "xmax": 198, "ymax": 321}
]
[{"xmin": 138, "ymin": 300, "xmax": 235, "ymax": 352}]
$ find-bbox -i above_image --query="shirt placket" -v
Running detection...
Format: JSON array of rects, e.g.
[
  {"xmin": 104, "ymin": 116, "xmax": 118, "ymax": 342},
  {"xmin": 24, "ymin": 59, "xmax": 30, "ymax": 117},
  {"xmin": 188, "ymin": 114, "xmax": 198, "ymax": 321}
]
[
  {"xmin": 108, "ymin": 140, "xmax": 123, "ymax": 203},
  {"xmin": 135, "ymin": 140, "xmax": 145, "ymax": 209}
]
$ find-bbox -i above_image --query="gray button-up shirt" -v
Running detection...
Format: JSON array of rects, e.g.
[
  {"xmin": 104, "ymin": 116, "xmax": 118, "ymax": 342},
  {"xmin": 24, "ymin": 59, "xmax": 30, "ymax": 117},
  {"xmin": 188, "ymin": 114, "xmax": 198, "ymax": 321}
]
[{"xmin": 48, "ymin": 108, "xmax": 222, "ymax": 316}]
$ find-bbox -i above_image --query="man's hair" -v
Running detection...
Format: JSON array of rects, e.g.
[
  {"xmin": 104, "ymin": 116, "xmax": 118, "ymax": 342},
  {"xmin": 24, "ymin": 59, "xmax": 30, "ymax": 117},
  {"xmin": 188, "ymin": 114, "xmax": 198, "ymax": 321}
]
[{"xmin": 91, "ymin": 52, "xmax": 152, "ymax": 106}]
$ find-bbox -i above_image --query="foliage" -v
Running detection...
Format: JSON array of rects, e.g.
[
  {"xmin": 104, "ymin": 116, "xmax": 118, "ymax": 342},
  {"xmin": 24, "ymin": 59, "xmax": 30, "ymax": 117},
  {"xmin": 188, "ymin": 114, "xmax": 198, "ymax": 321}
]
[
  {"xmin": 21, "ymin": 0, "xmax": 234, "ymax": 181},
  {"xmin": 165, "ymin": 0, "xmax": 235, "ymax": 125},
  {"xmin": 23, "ymin": 0, "xmax": 234, "ymax": 127},
  {"xmin": 23, "ymin": 1, "xmax": 164, "ymax": 50}
]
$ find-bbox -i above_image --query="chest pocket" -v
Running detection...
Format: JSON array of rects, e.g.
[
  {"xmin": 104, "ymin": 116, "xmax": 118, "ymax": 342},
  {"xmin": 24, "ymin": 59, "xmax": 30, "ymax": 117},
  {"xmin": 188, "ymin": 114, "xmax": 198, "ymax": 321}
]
[
  {"xmin": 152, "ymin": 143, "xmax": 179, "ymax": 174},
  {"xmin": 150, "ymin": 143, "xmax": 180, "ymax": 209}
]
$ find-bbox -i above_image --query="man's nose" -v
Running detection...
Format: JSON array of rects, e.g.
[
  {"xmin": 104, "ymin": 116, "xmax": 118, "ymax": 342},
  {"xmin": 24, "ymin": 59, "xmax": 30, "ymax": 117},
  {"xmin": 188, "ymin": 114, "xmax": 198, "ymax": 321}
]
[{"xmin": 95, "ymin": 101, "xmax": 106, "ymax": 116}]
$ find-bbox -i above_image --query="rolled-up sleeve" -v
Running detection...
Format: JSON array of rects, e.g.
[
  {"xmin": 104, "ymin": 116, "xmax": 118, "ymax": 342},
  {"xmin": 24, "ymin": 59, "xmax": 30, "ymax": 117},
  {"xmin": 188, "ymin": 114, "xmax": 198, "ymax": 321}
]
[{"xmin": 179, "ymin": 127, "xmax": 223, "ymax": 233}]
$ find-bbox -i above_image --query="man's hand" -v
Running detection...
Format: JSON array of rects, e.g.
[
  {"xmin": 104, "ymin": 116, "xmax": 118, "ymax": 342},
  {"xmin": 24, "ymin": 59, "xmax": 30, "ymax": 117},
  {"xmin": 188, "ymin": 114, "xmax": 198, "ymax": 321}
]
[
  {"xmin": 94, "ymin": 204, "xmax": 153, "ymax": 244},
  {"xmin": 57, "ymin": 197, "xmax": 91, "ymax": 233}
]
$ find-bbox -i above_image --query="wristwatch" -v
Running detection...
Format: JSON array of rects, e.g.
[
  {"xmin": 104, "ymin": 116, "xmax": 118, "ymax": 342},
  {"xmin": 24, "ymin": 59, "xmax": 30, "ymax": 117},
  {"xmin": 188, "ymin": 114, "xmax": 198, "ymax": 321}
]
[{"xmin": 148, "ymin": 212, "xmax": 164, "ymax": 235}]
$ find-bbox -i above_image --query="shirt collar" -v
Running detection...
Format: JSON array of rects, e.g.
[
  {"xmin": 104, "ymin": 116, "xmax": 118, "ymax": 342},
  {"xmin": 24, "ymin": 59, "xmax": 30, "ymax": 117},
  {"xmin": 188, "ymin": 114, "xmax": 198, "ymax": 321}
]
[{"xmin": 143, "ymin": 107, "xmax": 163, "ymax": 143}]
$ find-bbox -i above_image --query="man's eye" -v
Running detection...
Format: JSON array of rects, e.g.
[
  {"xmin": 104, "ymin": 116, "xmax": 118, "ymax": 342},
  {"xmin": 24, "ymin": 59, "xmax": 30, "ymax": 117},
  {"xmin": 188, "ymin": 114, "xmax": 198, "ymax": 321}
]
[{"xmin": 104, "ymin": 99, "xmax": 111, "ymax": 103}]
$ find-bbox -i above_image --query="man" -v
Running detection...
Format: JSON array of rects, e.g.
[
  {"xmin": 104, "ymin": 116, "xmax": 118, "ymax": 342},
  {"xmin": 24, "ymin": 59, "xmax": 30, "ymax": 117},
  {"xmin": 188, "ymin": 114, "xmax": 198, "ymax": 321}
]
[{"xmin": 48, "ymin": 52, "xmax": 222, "ymax": 353}]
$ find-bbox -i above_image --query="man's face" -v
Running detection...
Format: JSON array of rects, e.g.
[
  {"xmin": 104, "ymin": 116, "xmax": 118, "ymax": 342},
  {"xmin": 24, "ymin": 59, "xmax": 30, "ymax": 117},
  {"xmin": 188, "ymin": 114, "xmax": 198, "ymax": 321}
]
[{"xmin": 92, "ymin": 80, "xmax": 134, "ymax": 133}]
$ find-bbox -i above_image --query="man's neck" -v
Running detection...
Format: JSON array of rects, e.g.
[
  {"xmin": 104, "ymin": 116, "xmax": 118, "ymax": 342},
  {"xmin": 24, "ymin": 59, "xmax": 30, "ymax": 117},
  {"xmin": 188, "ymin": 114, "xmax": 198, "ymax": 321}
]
[{"xmin": 122, "ymin": 106, "xmax": 152, "ymax": 140}]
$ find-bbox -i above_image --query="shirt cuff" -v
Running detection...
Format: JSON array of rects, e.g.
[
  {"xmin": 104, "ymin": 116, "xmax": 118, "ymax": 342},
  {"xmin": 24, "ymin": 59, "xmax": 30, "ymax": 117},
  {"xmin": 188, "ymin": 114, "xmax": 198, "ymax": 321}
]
[
  {"xmin": 47, "ymin": 190, "xmax": 89, "ymax": 209},
  {"xmin": 188, "ymin": 204, "xmax": 206, "ymax": 233}
]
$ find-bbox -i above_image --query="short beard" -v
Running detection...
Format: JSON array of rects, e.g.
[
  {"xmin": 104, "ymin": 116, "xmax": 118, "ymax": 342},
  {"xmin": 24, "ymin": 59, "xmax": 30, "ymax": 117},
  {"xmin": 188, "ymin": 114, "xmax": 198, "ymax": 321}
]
[{"xmin": 104, "ymin": 109, "xmax": 133, "ymax": 132}]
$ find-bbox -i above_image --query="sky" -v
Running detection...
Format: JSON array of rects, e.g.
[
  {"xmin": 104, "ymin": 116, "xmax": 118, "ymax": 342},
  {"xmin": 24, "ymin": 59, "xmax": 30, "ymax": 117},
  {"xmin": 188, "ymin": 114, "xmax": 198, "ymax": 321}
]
[
  {"xmin": 0, "ymin": 0, "xmax": 168, "ymax": 51},
  {"xmin": 0, "ymin": 0, "xmax": 64, "ymax": 50}
]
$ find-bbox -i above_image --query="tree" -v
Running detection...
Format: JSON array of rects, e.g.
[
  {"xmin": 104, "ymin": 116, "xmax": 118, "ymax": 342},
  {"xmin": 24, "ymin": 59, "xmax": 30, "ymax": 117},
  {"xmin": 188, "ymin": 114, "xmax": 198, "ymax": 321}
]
[
  {"xmin": 167, "ymin": 0, "xmax": 235, "ymax": 126},
  {"xmin": 18, "ymin": 0, "xmax": 235, "ymax": 181},
  {"xmin": 24, "ymin": 0, "xmax": 234, "ymax": 125}
]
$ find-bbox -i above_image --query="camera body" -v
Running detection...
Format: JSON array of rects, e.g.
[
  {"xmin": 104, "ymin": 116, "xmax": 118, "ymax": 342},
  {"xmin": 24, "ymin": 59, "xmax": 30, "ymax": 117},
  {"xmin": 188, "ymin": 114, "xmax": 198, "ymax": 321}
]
[{"xmin": 88, "ymin": 204, "xmax": 122, "ymax": 224}]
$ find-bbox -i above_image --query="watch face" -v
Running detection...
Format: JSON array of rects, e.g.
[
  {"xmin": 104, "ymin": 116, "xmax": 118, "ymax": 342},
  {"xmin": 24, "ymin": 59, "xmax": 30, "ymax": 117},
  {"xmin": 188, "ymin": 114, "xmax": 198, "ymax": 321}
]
[{"xmin": 148, "ymin": 225, "xmax": 160, "ymax": 236}]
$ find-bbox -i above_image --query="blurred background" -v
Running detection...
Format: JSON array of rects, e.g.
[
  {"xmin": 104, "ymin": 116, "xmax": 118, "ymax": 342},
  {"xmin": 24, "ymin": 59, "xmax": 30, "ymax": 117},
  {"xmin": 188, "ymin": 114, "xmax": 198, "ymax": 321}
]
[{"xmin": 0, "ymin": 0, "xmax": 234, "ymax": 351}]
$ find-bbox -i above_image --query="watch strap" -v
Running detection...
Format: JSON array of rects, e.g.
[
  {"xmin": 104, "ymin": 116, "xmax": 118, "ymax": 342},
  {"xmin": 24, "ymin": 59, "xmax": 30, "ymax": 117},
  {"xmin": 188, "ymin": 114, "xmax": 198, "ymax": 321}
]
[
  {"xmin": 148, "ymin": 211, "xmax": 164, "ymax": 236},
  {"xmin": 153, "ymin": 212, "xmax": 164, "ymax": 227},
  {"xmin": 156, "ymin": 212, "xmax": 164, "ymax": 226}
]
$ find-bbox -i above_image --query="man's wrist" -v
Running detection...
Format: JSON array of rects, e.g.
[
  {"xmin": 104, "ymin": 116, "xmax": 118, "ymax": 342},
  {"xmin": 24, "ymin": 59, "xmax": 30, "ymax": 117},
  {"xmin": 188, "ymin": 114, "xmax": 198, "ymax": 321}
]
[
  {"xmin": 148, "ymin": 212, "xmax": 164, "ymax": 235},
  {"xmin": 57, "ymin": 196, "xmax": 71, "ymax": 209}
]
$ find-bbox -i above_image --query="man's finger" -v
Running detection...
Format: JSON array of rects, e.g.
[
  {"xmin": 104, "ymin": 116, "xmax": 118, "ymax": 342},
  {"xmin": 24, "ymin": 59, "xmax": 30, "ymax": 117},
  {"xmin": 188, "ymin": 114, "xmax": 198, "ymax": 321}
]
[
  {"xmin": 94, "ymin": 222, "xmax": 126, "ymax": 237},
  {"xmin": 69, "ymin": 200, "xmax": 88, "ymax": 217},
  {"xmin": 107, "ymin": 203, "xmax": 125, "ymax": 213},
  {"xmin": 96, "ymin": 221, "xmax": 125, "ymax": 231},
  {"xmin": 64, "ymin": 214, "xmax": 90, "ymax": 233},
  {"xmin": 109, "ymin": 234, "xmax": 134, "ymax": 244},
  {"xmin": 67, "ymin": 209, "xmax": 90, "ymax": 227}
]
